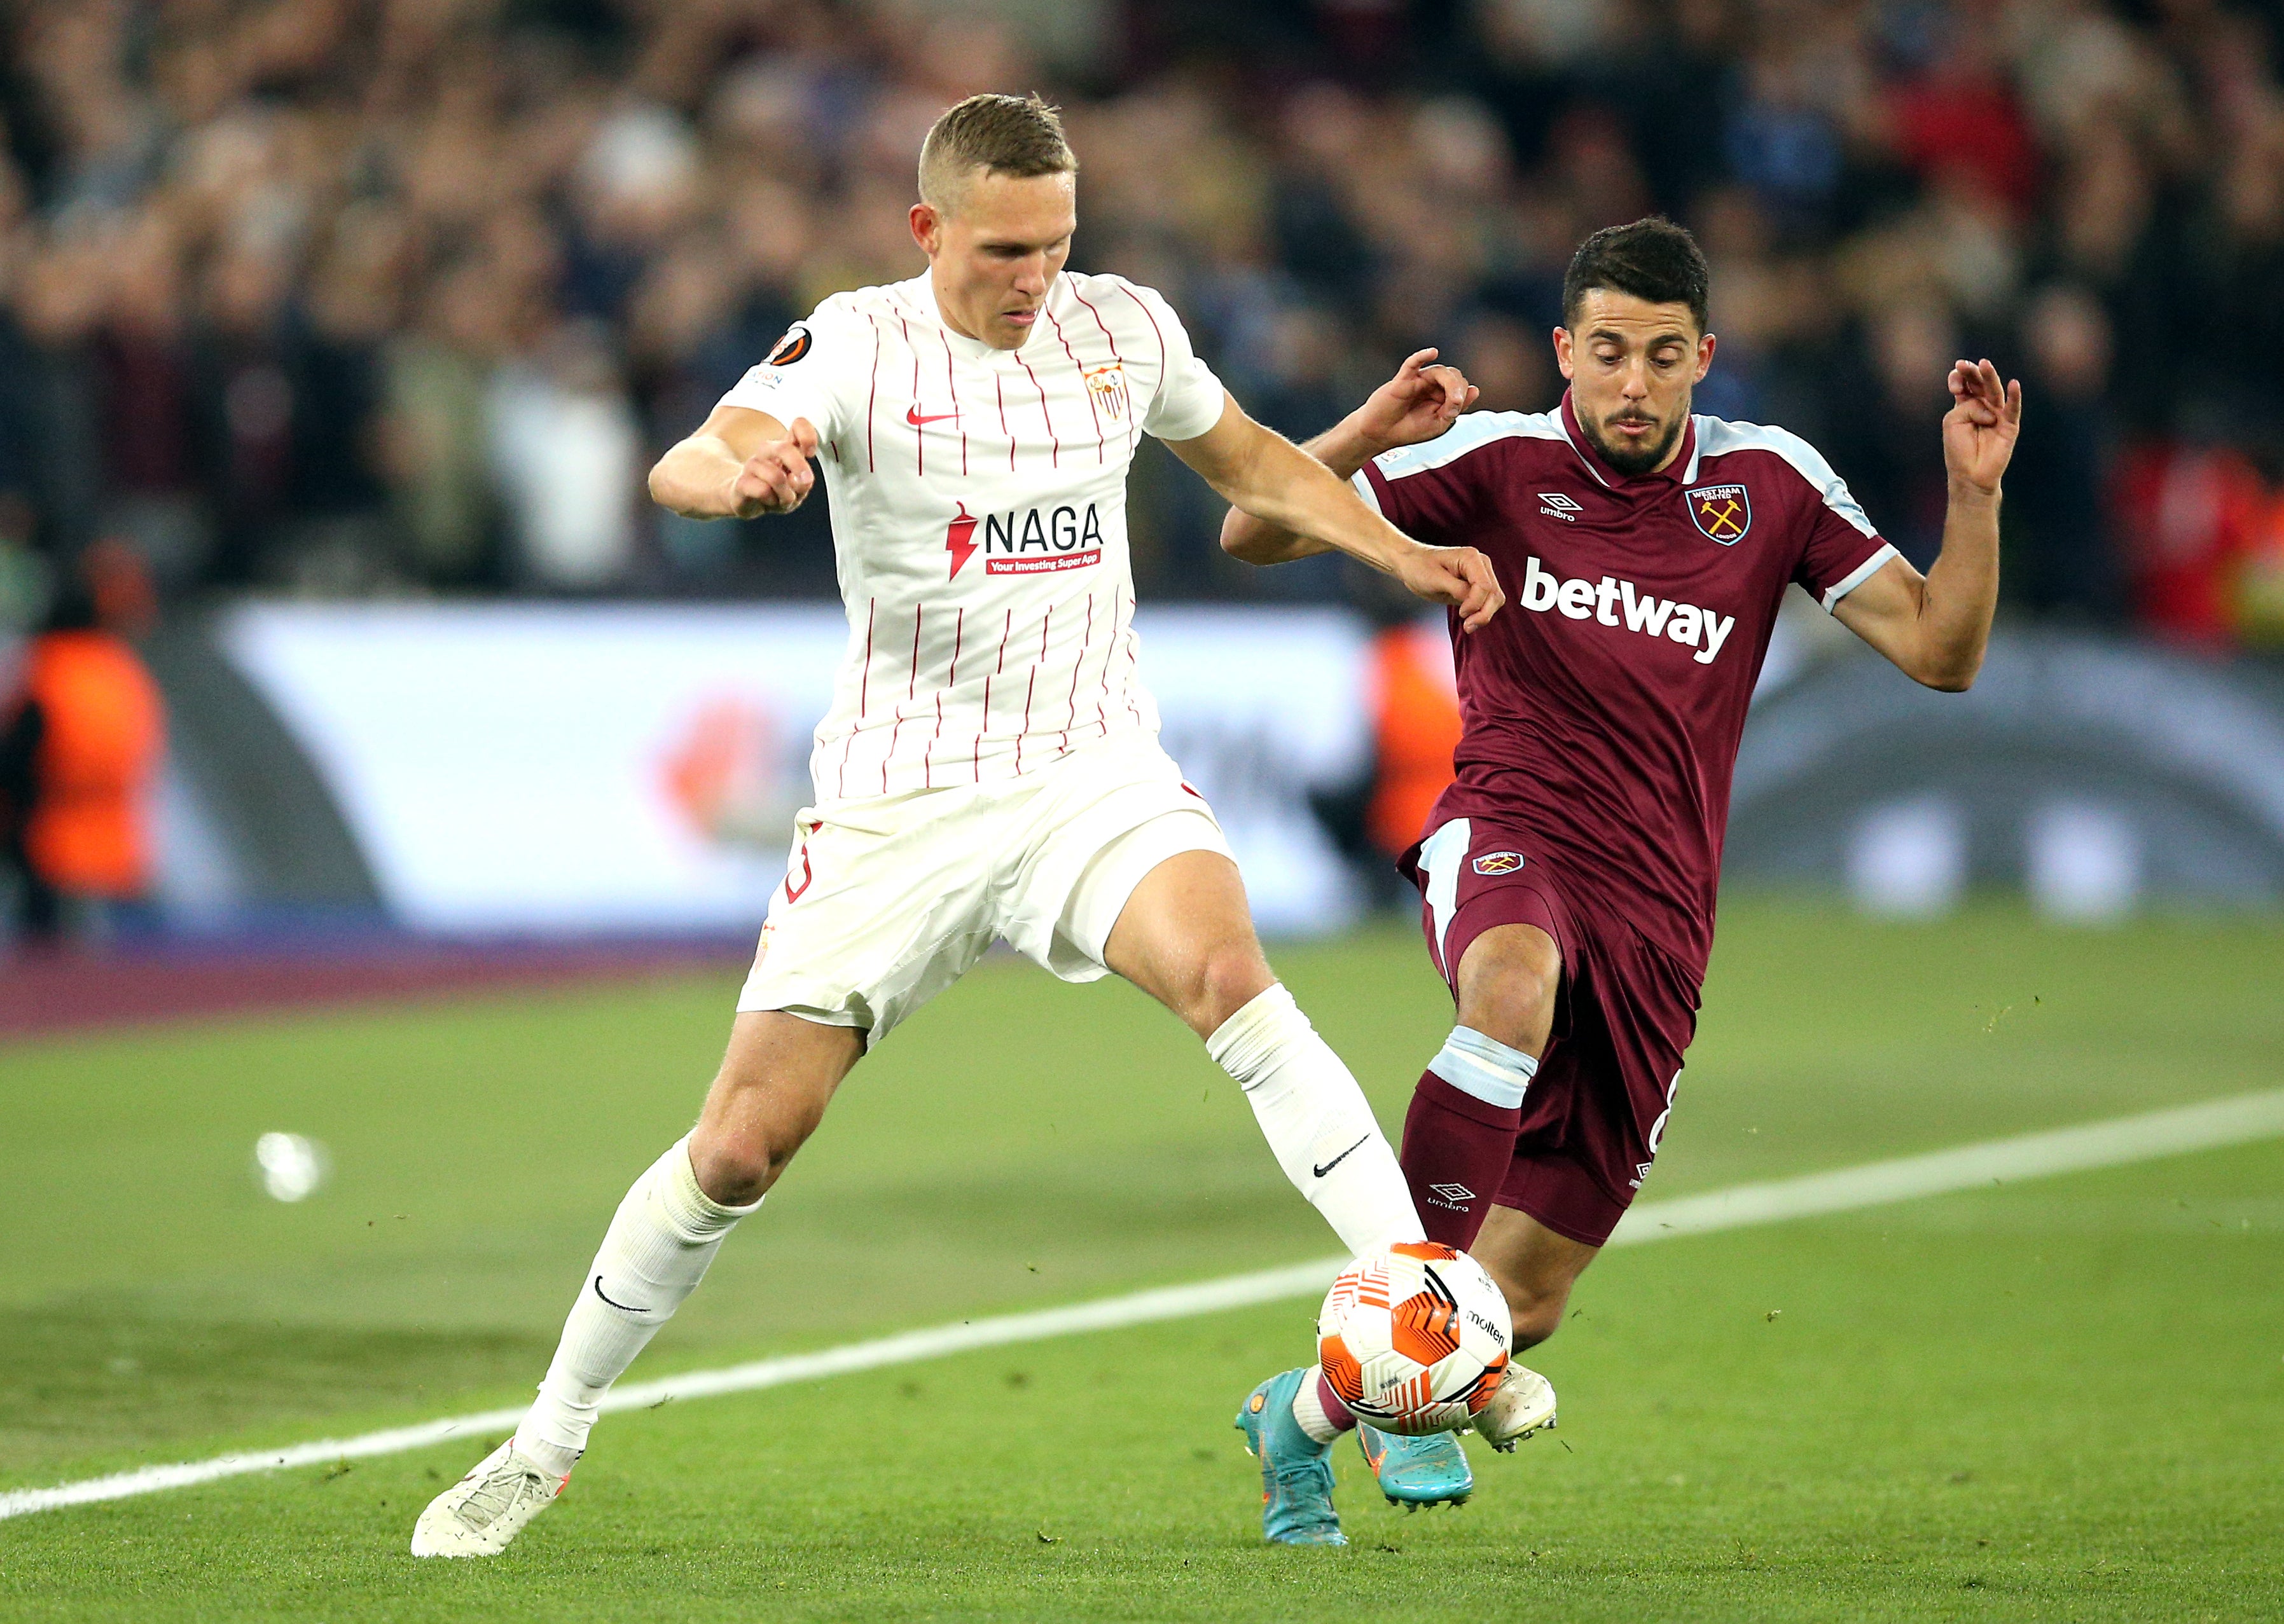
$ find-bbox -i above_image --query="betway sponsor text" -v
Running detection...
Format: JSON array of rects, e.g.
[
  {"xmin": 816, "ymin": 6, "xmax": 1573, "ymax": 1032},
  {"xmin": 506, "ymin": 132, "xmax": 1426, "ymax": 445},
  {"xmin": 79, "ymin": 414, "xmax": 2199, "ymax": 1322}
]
[{"xmin": 1518, "ymin": 555, "xmax": 1737, "ymax": 665}]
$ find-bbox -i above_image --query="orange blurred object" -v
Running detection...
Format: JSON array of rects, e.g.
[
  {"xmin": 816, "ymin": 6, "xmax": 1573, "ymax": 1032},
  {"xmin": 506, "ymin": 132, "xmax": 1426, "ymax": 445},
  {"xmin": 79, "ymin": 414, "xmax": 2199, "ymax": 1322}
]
[
  {"xmin": 19, "ymin": 629, "xmax": 165, "ymax": 897},
  {"xmin": 1366, "ymin": 620, "xmax": 1461, "ymax": 860}
]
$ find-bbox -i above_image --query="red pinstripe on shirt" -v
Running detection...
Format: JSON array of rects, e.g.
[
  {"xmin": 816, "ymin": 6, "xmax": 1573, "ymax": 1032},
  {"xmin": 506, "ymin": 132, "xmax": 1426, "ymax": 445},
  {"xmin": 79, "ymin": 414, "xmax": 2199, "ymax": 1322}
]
[
  {"xmin": 1058, "ymin": 593, "xmax": 1093, "ymax": 753},
  {"xmin": 883, "ymin": 602, "xmax": 923, "ymax": 793},
  {"xmin": 940, "ymin": 329, "xmax": 967, "ymax": 476},
  {"xmin": 927, "ymin": 606, "xmax": 963, "ymax": 788},
  {"xmin": 863, "ymin": 314, "xmax": 883, "ymax": 471},
  {"xmin": 838, "ymin": 596, "xmax": 876, "ymax": 797},
  {"xmin": 1067, "ymin": 284, "xmax": 1133, "ymax": 455},
  {"xmin": 1120, "ymin": 287, "xmax": 1168, "ymax": 431},
  {"xmin": 1014, "ymin": 604, "xmax": 1050, "ymax": 774},
  {"xmin": 979, "ymin": 608, "xmax": 1011, "ymax": 781},
  {"xmin": 1042, "ymin": 306, "xmax": 1105, "ymax": 463},
  {"xmin": 1014, "ymin": 350, "xmax": 1058, "ymax": 467},
  {"xmin": 898, "ymin": 312, "xmax": 922, "ymax": 475}
]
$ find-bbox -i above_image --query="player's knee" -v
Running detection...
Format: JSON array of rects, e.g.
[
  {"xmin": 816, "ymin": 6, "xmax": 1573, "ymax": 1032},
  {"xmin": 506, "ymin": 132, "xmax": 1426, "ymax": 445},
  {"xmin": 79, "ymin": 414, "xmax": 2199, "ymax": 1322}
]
[
  {"xmin": 684, "ymin": 1121, "xmax": 800, "ymax": 1206},
  {"xmin": 1187, "ymin": 938, "xmax": 1276, "ymax": 1038},
  {"xmin": 1455, "ymin": 933, "xmax": 1561, "ymax": 1054},
  {"xmin": 690, "ymin": 1080, "xmax": 827, "ymax": 1204}
]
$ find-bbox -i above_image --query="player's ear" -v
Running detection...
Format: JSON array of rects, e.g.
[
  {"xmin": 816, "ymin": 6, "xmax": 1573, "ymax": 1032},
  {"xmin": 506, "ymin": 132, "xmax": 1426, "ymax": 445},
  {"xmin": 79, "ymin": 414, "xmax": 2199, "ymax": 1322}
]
[
  {"xmin": 1694, "ymin": 331, "xmax": 1716, "ymax": 383},
  {"xmin": 910, "ymin": 202, "xmax": 941, "ymax": 258},
  {"xmin": 1552, "ymin": 325, "xmax": 1576, "ymax": 380}
]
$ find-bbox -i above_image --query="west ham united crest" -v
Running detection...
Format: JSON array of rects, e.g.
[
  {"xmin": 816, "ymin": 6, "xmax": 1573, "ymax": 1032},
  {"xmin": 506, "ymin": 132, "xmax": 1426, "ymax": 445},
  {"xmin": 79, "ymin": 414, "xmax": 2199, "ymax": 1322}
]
[{"xmin": 1685, "ymin": 483, "xmax": 1752, "ymax": 545}]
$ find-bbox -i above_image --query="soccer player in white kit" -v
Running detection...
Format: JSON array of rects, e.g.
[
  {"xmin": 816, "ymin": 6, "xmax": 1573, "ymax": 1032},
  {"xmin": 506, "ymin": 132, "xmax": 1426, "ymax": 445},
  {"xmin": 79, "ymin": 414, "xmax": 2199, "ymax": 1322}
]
[{"xmin": 410, "ymin": 93, "xmax": 1505, "ymax": 1557}]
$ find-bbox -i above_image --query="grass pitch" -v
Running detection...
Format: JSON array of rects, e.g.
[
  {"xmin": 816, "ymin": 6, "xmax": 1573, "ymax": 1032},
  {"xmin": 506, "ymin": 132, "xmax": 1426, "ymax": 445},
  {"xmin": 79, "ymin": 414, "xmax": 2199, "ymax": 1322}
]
[{"xmin": 3, "ymin": 903, "xmax": 2281, "ymax": 1620}]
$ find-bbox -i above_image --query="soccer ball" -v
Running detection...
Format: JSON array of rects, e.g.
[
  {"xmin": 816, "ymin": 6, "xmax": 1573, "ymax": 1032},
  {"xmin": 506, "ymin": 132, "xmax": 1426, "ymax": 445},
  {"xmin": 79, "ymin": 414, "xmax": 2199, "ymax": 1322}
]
[{"xmin": 1317, "ymin": 1242, "xmax": 1511, "ymax": 1435}]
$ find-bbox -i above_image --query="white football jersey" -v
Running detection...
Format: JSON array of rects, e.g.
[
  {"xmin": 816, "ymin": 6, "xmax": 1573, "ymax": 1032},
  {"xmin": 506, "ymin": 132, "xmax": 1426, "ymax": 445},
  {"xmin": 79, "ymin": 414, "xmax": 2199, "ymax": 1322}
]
[{"xmin": 718, "ymin": 270, "xmax": 1229, "ymax": 804}]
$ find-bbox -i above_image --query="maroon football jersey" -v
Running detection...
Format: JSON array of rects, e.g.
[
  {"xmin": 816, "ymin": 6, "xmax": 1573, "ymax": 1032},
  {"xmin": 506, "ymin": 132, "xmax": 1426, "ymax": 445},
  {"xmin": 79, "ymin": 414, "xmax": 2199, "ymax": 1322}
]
[{"xmin": 1355, "ymin": 391, "xmax": 1897, "ymax": 975}]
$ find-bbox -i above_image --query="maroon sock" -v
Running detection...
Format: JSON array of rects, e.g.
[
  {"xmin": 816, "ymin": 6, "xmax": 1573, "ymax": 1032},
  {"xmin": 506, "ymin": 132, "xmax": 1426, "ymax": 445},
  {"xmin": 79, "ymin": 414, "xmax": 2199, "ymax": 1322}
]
[{"xmin": 1400, "ymin": 1070, "xmax": 1523, "ymax": 1249}]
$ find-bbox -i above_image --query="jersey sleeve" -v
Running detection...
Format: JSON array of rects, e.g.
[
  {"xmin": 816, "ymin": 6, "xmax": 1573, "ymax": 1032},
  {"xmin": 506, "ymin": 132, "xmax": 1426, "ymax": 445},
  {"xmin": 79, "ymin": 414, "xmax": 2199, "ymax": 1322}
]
[
  {"xmin": 1351, "ymin": 424, "xmax": 1493, "ymax": 544},
  {"xmin": 1761, "ymin": 427, "xmax": 1898, "ymax": 612},
  {"xmin": 716, "ymin": 301, "xmax": 869, "ymax": 446},
  {"xmin": 1122, "ymin": 284, "xmax": 1229, "ymax": 442}
]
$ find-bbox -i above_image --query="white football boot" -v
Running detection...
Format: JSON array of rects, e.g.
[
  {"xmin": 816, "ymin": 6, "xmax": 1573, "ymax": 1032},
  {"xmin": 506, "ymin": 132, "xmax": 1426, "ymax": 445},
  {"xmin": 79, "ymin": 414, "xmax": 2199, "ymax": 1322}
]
[
  {"xmin": 1471, "ymin": 1362, "xmax": 1558, "ymax": 1452},
  {"xmin": 410, "ymin": 1440, "xmax": 567, "ymax": 1557}
]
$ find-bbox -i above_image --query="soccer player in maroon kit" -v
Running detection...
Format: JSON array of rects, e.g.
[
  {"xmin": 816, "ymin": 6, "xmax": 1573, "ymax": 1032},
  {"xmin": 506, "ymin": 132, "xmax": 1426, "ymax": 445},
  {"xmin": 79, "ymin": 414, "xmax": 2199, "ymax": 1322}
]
[{"xmin": 1222, "ymin": 218, "xmax": 2022, "ymax": 1537}]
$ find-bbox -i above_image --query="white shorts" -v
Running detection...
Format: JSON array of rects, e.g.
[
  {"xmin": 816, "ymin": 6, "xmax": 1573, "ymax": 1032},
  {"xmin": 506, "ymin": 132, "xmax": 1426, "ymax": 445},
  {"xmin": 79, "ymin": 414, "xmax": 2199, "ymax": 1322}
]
[{"xmin": 738, "ymin": 736, "xmax": 1233, "ymax": 1046}]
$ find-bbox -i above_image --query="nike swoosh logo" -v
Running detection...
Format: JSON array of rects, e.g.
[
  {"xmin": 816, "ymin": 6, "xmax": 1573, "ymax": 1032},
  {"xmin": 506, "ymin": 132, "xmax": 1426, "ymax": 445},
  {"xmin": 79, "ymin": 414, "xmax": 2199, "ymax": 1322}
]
[
  {"xmin": 1313, "ymin": 1135, "xmax": 1370, "ymax": 1179},
  {"xmin": 593, "ymin": 1274, "xmax": 651, "ymax": 1314},
  {"xmin": 905, "ymin": 406, "xmax": 959, "ymax": 426}
]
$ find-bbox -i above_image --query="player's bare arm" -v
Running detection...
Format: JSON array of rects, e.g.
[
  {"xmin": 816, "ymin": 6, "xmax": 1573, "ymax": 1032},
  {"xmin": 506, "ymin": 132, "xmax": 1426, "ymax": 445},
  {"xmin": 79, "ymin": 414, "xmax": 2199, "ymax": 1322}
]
[
  {"xmin": 1831, "ymin": 357, "xmax": 2022, "ymax": 692},
  {"xmin": 1219, "ymin": 348, "xmax": 1479, "ymax": 565},
  {"xmin": 647, "ymin": 404, "xmax": 820, "ymax": 520},
  {"xmin": 1171, "ymin": 389, "xmax": 1504, "ymax": 631}
]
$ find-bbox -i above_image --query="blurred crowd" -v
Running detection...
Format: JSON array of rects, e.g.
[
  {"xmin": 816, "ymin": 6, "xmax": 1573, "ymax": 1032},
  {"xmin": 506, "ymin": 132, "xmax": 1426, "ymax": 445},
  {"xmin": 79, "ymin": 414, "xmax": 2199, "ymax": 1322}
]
[{"xmin": 4, "ymin": 0, "xmax": 2284, "ymax": 642}]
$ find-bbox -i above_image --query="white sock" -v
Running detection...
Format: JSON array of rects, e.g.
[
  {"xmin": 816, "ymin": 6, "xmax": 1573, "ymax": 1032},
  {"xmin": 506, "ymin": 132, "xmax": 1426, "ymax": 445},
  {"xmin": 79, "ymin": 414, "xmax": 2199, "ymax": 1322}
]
[
  {"xmin": 1207, "ymin": 984, "xmax": 1425, "ymax": 1256},
  {"xmin": 1290, "ymin": 1365, "xmax": 1345, "ymax": 1443},
  {"xmin": 512, "ymin": 1137, "xmax": 759, "ymax": 1474}
]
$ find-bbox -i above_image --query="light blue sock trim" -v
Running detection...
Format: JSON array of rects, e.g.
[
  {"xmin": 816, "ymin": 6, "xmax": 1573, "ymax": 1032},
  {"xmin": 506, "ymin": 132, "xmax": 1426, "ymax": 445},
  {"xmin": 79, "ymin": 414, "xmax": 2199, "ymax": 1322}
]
[{"xmin": 1426, "ymin": 1026, "xmax": 1537, "ymax": 1111}]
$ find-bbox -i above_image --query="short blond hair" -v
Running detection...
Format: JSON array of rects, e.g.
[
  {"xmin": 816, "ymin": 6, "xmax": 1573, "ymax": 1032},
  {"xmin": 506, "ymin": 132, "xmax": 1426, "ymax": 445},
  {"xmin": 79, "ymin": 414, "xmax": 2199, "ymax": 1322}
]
[{"xmin": 918, "ymin": 93, "xmax": 1077, "ymax": 214}]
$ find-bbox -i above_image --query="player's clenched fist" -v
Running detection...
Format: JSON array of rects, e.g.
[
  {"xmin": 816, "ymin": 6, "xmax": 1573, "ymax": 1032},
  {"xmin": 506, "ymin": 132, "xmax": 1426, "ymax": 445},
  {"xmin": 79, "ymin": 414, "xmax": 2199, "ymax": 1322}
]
[
  {"xmin": 1394, "ymin": 540, "xmax": 1504, "ymax": 633},
  {"xmin": 725, "ymin": 417, "xmax": 821, "ymax": 517}
]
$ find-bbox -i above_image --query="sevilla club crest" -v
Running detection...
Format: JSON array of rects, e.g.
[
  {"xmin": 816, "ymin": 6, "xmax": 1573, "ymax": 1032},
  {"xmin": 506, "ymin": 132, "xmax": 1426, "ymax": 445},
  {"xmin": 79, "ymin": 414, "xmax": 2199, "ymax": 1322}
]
[
  {"xmin": 1685, "ymin": 483, "xmax": 1752, "ymax": 544},
  {"xmin": 1084, "ymin": 362, "xmax": 1130, "ymax": 422}
]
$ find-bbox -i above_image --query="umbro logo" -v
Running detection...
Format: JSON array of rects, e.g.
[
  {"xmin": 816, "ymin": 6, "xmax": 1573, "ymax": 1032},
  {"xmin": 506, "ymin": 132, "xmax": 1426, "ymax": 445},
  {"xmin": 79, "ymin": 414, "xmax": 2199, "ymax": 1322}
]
[
  {"xmin": 1426, "ymin": 1181, "xmax": 1476, "ymax": 1209},
  {"xmin": 1539, "ymin": 492, "xmax": 1582, "ymax": 521}
]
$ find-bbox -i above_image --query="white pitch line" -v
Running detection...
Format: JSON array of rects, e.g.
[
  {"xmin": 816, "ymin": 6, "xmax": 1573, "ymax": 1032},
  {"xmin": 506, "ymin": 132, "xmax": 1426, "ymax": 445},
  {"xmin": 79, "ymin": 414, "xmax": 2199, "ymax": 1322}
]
[{"xmin": 6, "ymin": 1087, "xmax": 2281, "ymax": 1524}]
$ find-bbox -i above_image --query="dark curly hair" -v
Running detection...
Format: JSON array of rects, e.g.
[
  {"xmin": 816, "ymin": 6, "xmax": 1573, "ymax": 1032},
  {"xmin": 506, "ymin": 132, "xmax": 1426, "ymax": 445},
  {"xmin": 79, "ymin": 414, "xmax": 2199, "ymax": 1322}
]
[{"xmin": 1561, "ymin": 217, "xmax": 1711, "ymax": 334}]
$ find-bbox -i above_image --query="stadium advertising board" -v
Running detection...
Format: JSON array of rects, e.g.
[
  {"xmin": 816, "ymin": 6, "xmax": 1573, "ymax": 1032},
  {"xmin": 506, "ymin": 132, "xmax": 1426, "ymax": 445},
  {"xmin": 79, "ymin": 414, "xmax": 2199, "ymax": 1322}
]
[{"xmin": 221, "ymin": 603, "xmax": 1369, "ymax": 936}]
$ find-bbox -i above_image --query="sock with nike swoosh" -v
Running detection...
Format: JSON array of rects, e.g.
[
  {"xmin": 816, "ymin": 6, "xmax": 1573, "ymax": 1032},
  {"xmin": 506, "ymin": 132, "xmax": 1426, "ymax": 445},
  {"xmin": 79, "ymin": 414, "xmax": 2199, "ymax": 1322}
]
[
  {"xmin": 512, "ymin": 1137, "xmax": 760, "ymax": 1475},
  {"xmin": 1208, "ymin": 984, "xmax": 1424, "ymax": 1256}
]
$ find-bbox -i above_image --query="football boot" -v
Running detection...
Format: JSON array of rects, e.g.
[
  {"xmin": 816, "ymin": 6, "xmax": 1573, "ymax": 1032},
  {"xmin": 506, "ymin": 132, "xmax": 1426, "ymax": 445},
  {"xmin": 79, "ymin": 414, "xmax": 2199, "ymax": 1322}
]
[
  {"xmin": 1235, "ymin": 1369, "xmax": 1346, "ymax": 1546},
  {"xmin": 1471, "ymin": 1362, "xmax": 1558, "ymax": 1452},
  {"xmin": 410, "ymin": 1440, "xmax": 567, "ymax": 1557},
  {"xmin": 1357, "ymin": 1424, "xmax": 1473, "ymax": 1508}
]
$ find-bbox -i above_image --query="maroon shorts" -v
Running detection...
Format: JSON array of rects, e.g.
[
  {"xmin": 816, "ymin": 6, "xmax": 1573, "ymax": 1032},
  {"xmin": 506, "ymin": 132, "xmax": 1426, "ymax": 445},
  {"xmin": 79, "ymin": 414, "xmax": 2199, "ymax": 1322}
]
[{"xmin": 1400, "ymin": 815, "xmax": 1701, "ymax": 1248}]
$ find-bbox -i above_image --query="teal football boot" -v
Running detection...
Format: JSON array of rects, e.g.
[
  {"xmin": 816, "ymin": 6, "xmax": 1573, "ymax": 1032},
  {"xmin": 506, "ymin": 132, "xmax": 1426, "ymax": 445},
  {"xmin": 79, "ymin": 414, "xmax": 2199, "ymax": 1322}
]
[
  {"xmin": 1357, "ymin": 1424, "xmax": 1474, "ymax": 1508},
  {"xmin": 1235, "ymin": 1370, "xmax": 1346, "ymax": 1546}
]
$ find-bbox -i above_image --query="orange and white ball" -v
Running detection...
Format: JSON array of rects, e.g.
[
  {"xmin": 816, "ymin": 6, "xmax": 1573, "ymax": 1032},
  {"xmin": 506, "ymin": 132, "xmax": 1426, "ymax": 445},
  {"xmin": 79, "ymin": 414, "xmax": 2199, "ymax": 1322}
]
[{"xmin": 1317, "ymin": 1242, "xmax": 1512, "ymax": 1435}]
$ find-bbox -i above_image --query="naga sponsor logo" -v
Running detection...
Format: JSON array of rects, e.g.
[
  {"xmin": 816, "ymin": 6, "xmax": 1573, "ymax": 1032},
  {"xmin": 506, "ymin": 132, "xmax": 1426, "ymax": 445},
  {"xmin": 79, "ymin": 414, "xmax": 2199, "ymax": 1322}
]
[
  {"xmin": 1472, "ymin": 851, "xmax": 1524, "ymax": 875},
  {"xmin": 1518, "ymin": 555, "xmax": 1738, "ymax": 666},
  {"xmin": 1538, "ymin": 492, "xmax": 1581, "ymax": 522},
  {"xmin": 945, "ymin": 502, "xmax": 1107, "ymax": 579}
]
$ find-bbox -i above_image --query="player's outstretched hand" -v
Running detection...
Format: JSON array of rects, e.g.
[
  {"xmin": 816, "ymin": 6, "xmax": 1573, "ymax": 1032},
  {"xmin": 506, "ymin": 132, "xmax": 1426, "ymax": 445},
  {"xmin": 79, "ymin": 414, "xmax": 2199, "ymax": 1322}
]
[
  {"xmin": 726, "ymin": 417, "xmax": 820, "ymax": 517},
  {"xmin": 1941, "ymin": 359, "xmax": 2022, "ymax": 497},
  {"xmin": 1392, "ymin": 541, "xmax": 1504, "ymax": 632},
  {"xmin": 1355, "ymin": 348, "xmax": 1479, "ymax": 451}
]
